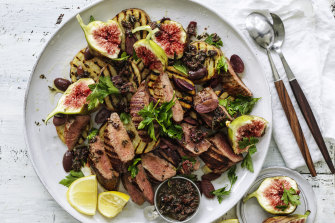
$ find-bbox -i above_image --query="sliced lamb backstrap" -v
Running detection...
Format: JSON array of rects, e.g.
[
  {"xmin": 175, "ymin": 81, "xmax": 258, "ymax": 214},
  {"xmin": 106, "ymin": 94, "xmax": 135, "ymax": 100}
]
[
  {"xmin": 122, "ymin": 173, "xmax": 145, "ymax": 205},
  {"xmin": 64, "ymin": 115, "xmax": 90, "ymax": 150},
  {"xmin": 134, "ymin": 164, "xmax": 154, "ymax": 204}
]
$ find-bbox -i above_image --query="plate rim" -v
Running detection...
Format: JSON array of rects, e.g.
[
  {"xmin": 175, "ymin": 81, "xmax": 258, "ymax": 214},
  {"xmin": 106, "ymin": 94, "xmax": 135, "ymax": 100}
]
[{"xmin": 23, "ymin": 0, "xmax": 273, "ymax": 222}]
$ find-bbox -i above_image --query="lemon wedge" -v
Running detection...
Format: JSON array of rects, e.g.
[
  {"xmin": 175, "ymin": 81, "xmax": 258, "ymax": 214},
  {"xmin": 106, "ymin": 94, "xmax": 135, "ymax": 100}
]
[
  {"xmin": 219, "ymin": 219, "xmax": 239, "ymax": 223},
  {"xmin": 66, "ymin": 175, "xmax": 97, "ymax": 215},
  {"xmin": 98, "ymin": 191, "xmax": 130, "ymax": 218}
]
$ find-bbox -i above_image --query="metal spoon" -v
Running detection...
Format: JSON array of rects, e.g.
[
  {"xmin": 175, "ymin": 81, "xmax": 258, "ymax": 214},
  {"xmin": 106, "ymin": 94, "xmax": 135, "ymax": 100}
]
[
  {"xmin": 246, "ymin": 12, "xmax": 317, "ymax": 176},
  {"xmin": 270, "ymin": 13, "xmax": 335, "ymax": 173}
]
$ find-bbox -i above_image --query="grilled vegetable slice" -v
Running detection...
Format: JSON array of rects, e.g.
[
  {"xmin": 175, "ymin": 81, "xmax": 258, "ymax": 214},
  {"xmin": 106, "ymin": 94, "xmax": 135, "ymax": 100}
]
[{"xmin": 77, "ymin": 14, "xmax": 122, "ymax": 59}]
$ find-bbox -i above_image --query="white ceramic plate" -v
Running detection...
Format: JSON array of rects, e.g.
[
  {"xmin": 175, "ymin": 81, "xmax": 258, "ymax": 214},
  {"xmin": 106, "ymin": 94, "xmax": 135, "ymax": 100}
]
[
  {"xmin": 236, "ymin": 167, "xmax": 316, "ymax": 223},
  {"xmin": 24, "ymin": 0, "xmax": 272, "ymax": 222}
]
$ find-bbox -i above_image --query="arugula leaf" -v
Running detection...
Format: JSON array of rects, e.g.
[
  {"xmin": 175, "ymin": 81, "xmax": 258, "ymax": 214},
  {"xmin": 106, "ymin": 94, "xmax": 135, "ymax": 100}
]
[
  {"xmin": 128, "ymin": 158, "xmax": 141, "ymax": 178},
  {"xmin": 138, "ymin": 94, "xmax": 183, "ymax": 141},
  {"xmin": 87, "ymin": 128, "xmax": 98, "ymax": 141},
  {"xmin": 89, "ymin": 15, "xmax": 95, "ymax": 23},
  {"xmin": 86, "ymin": 76, "xmax": 119, "ymax": 111},
  {"xmin": 173, "ymin": 60, "xmax": 188, "ymax": 75},
  {"xmin": 212, "ymin": 165, "xmax": 238, "ymax": 203},
  {"xmin": 217, "ymin": 56, "xmax": 228, "ymax": 74},
  {"xmin": 241, "ymin": 145, "xmax": 257, "ymax": 172},
  {"xmin": 59, "ymin": 170, "xmax": 84, "ymax": 187},
  {"xmin": 204, "ymin": 33, "xmax": 223, "ymax": 48},
  {"xmin": 275, "ymin": 205, "xmax": 289, "ymax": 211},
  {"xmin": 113, "ymin": 52, "xmax": 129, "ymax": 61},
  {"xmin": 120, "ymin": 112, "xmax": 131, "ymax": 124},
  {"xmin": 238, "ymin": 137, "xmax": 259, "ymax": 149},
  {"xmin": 281, "ymin": 186, "xmax": 301, "ymax": 206},
  {"xmin": 219, "ymin": 96, "xmax": 261, "ymax": 116}
]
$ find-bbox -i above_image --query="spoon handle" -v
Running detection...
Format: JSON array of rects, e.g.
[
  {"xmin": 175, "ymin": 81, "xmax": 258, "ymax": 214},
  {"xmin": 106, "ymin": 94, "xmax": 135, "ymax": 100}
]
[
  {"xmin": 266, "ymin": 50, "xmax": 317, "ymax": 176},
  {"xmin": 278, "ymin": 52, "xmax": 335, "ymax": 173}
]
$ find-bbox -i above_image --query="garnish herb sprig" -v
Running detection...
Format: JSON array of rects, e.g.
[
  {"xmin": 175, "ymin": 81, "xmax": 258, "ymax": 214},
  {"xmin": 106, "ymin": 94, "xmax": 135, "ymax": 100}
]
[
  {"xmin": 59, "ymin": 170, "xmax": 84, "ymax": 187},
  {"xmin": 211, "ymin": 166, "xmax": 238, "ymax": 203},
  {"xmin": 128, "ymin": 158, "xmax": 141, "ymax": 178},
  {"xmin": 205, "ymin": 33, "xmax": 223, "ymax": 48},
  {"xmin": 219, "ymin": 96, "xmax": 261, "ymax": 117},
  {"xmin": 87, "ymin": 128, "xmax": 98, "ymax": 140}
]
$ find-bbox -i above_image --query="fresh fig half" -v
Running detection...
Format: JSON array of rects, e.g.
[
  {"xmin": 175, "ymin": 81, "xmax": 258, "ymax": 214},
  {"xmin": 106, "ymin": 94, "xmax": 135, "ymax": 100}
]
[
  {"xmin": 263, "ymin": 210, "xmax": 310, "ymax": 223},
  {"xmin": 228, "ymin": 115, "xmax": 268, "ymax": 154},
  {"xmin": 45, "ymin": 78, "xmax": 95, "ymax": 123},
  {"xmin": 76, "ymin": 14, "xmax": 122, "ymax": 59},
  {"xmin": 151, "ymin": 20, "xmax": 187, "ymax": 59},
  {"xmin": 243, "ymin": 176, "xmax": 299, "ymax": 215},
  {"xmin": 133, "ymin": 39, "xmax": 168, "ymax": 73}
]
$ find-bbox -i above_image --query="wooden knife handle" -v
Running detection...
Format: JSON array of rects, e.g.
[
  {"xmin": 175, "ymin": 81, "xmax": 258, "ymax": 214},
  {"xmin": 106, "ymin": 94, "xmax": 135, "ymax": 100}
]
[
  {"xmin": 290, "ymin": 79, "xmax": 335, "ymax": 173},
  {"xmin": 274, "ymin": 80, "xmax": 317, "ymax": 176}
]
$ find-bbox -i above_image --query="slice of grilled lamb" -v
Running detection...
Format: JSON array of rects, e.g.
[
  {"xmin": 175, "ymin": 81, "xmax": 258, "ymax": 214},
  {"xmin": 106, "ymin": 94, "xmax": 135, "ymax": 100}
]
[
  {"xmin": 179, "ymin": 123, "xmax": 211, "ymax": 156},
  {"xmin": 151, "ymin": 72, "xmax": 184, "ymax": 122},
  {"xmin": 221, "ymin": 58, "xmax": 252, "ymax": 97},
  {"xmin": 141, "ymin": 153, "xmax": 176, "ymax": 182},
  {"xmin": 64, "ymin": 115, "xmax": 91, "ymax": 149},
  {"xmin": 193, "ymin": 87, "xmax": 218, "ymax": 114},
  {"xmin": 134, "ymin": 164, "xmax": 154, "ymax": 204},
  {"xmin": 130, "ymin": 81, "xmax": 151, "ymax": 142},
  {"xmin": 89, "ymin": 136, "xmax": 120, "ymax": 191},
  {"xmin": 122, "ymin": 173, "xmax": 145, "ymax": 205},
  {"xmin": 155, "ymin": 147, "xmax": 181, "ymax": 167},
  {"xmin": 104, "ymin": 113, "xmax": 135, "ymax": 173}
]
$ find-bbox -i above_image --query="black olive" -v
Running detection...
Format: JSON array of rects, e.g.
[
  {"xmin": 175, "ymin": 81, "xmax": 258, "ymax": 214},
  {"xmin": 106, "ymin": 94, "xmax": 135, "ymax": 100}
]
[
  {"xmin": 84, "ymin": 47, "xmax": 94, "ymax": 60},
  {"xmin": 54, "ymin": 78, "xmax": 71, "ymax": 91},
  {"xmin": 63, "ymin": 150, "xmax": 74, "ymax": 172},
  {"xmin": 188, "ymin": 67, "xmax": 207, "ymax": 80},
  {"xmin": 95, "ymin": 107, "xmax": 112, "ymax": 124}
]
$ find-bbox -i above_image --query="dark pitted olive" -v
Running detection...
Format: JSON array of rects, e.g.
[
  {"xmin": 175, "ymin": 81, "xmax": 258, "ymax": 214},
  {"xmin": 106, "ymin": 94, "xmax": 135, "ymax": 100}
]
[
  {"xmin": 76, "ymin": 65, "xmax": 84, "ymax": 76},
  {"xmin": 173, "ymin": 76, "xmax": 195, "ymax": 91},
  {"xmin": 84, "ymin": 47, "xmax": 94, "ymax": 60},
  {"xmin": 230, "ymin": 54, "xmax": 244, "ymax": 73},
  {"xmin": 63, "ymin": 150, "xmax": 74, "ymax": 172},
  {"xmin": 188, "ymin": 67, "xmax": 207, "ymax": 80},
  {"xmin": 95, "ymin": 107, "xmax": 112, "ymax": 124},
  {"xmin": 53, "ymin": 115, "xmax": 66, "ymax": 126},
  {"xmin": 54, "ymin": 78, "xmax": 71, "ymax": 91},
  {"xmin": 209, "ymin": 74, "xmax": 221, "ymax": 88}
]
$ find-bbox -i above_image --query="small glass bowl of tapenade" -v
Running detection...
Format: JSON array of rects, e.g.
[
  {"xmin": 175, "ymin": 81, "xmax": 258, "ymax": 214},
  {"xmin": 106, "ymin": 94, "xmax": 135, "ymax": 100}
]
[{"xmin": 154, "ymin": 176, "xmax": 201, "ymax": 222}]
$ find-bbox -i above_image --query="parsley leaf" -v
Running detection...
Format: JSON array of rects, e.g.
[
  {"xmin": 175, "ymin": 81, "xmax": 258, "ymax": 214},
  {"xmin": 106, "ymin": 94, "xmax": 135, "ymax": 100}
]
[
  {"xmin": 87, "ymin": 128, "xmax": 98, "ymax": 140},
  {"xmin": 120, "ymin": 112, "xmax": 131, "ymax": 124},
  {"xmin": 219, "ymin": 96, "xmax": 261, "ymax": 116},
  {"xmin": 204, "ymin": 33, "xmax": 223, "ymax": 48},
  {"xmin": 59, "ymin": 170, "xmax": 84, "ymax": 187},
  {"xmin": 86, "ymin": 76, "xmax": 119, "ymax": 111},
  {"xmin": 212, "ymin": 165, "xmax": 238, "ymax": 203},
  {"xmin": 113, "ymin": 52, "xmax": 129, "ymax": 61},
  {"xmin": 241, "ymin": 145, "xmax": 257, "ymax": 172},
  {"xmin": 238, "ymin": 137, "xmax": 259, "ymax": 149},
  {"xmin": 281, "ymin": 186, "xmax": 301, "ymax": 206},
  {"xmin": 217, "ymin": 57, "xmax": 228, "ymax": 74},
  {"xmin": 89, "ymin": 15, "xmax": 95, "ymax": 23},
  {"xmin": 173, "ymin": 60, "xmax": 188, "ymax": 75},
  {"xmin": 138, "ymin": 94, "xmax": 183, "ymax": 141},
  {"xmin": 128, "ymin": 158, "xmax": 141, "ymax": 178}
]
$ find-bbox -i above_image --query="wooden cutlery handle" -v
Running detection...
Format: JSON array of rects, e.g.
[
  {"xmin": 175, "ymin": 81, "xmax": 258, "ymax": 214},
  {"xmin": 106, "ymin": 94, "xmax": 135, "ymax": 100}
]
[
  {"xmin": 290, "ymin": 79, "xmax": 335, "ymax": 173},
  {"xmin": 274, "ymin": 80, "xmax": 317, "ymax": 176}
]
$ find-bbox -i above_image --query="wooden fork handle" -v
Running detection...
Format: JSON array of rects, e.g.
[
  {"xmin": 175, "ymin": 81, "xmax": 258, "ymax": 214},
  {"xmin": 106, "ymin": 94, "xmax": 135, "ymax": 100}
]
[
  {"xmin": 274, "ymin": 80, "xmax": 317, "ymax": 176},
  {"xmin": 290, "ymin": 79, "xmax": 335, "ymax": 173}
]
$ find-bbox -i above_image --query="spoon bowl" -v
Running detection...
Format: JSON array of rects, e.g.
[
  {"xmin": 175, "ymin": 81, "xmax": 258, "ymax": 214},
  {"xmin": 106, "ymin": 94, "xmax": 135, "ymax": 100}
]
[{"xmin": 270, "ymin": 13, "xmax": 285, "ymax": 51}]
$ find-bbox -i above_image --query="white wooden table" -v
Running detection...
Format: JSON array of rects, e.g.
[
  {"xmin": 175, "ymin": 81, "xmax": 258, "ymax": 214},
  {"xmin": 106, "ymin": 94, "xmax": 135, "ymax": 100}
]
[{"xmin": 1, "ymin": 0, "xmax": 334, "ymax": 222}]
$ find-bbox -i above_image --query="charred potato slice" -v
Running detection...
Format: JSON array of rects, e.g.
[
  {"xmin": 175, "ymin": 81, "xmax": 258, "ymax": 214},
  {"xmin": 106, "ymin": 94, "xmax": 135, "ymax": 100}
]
[
  {"xmin": 70, "ymin": 48, "xmax": 108, "ymax": 82},
  {"xmin": 190, "ymin": 41, "xmax": 223, "ymax": 83},
  {"xmin": 55, "ymin": 123, "xmax": 90, "ymax": 147},
  {"xmin": 112, "ymin": 8, "xmax": 151, "ymax": 52},
  {"xmin": 130, "ymin": 57, "xmax": 151, "ymax": 84}
]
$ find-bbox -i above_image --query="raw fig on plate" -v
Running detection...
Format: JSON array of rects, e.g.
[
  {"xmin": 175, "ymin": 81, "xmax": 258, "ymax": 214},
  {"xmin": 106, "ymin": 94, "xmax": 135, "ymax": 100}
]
[
  {"xmin": 263, "ymin": 210, "xmax": 310, "ymax": 223},
  {"xmin": 243, "ymin": 176, "xmax": 300, "ymax": 215},
  {"xmin": 45, "ymin": 78, "xmax": 95, "ymax": 123},
  {"xmin": 133, "ymin": 39, "xmax": 168, "ymax": 73},
  {"xmin": 228, "ymin": 115, "xmax": 268, "ymax": 154},
  {"xmin": 76, "ymin": 14, "xmax": 122, "ymax": 59},
  {"xmin": 151, "ymin": 19, "xmax": 187, "ymax": 59}
]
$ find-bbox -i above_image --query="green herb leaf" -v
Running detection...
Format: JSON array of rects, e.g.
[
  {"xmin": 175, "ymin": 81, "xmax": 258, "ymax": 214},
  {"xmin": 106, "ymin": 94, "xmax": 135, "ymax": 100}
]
[
  {"xmin": 238, "ymin": 137, "xmax": 259, "ymax": 149},
  {"xmin": 219, "ymin": 96, "xmax": 261, "ymax": 116},
  {"xmin": 228, "ymin": 165, "xmax": 238, "ymax": 186},
  {"xmin": 120, "ymin": 112, "xmax": 131, "ymax": 125},
  {"xmin": 87, "ymin": 128, "xmax": 98, "ymax": 141},
  {"xmin": 138, "ymin": 93, "xmax": 183, "ymax": 141},
  {"xmin": 133, "ymin": 49, "xmax": 139, "ymax": 61},
  {"xmin": 241, "ymin": 145, "xmax": 257, "ymax": 172},
  {"xmin": 217, "ymin": 56, "xmax": 228, "ymax": 74},
  {"xmin": 211, "ymin": 185, "xmax": 230, "ymax": 204},
  {"xmin": 204, "ymin": 33, "xmax": 223, "ymax": 48},
  {"xmin": 128, "ymin": 158, "xmax": 141, "ymax": 178},
  {"xmin": 173, "ymin": 60, "xmax": 188, "ymax": 75},
  {"xmin": 182, "ymin": 156, "xmax": 196, "ymax": 164},
  {"xmin": 275, "ymin": 205, "xmax": 289, "ymax": 211},
  {"xmin": 281, "ymin": 186, "xmax": 301, "ymax": 206},
  {"xmin": 89, "ymin": 15, "xmax": 95, "ymax": 23},
  {"xmin": 113, "ymin": 52, "xmax": 129, "ymax": 61},
  {"xmin": 59, "ymin": 170, "xmax": 84, "ymax": 187},
  {"xmin": 86, "ymin": 76, "xmax": 119, "ymax": 111}
]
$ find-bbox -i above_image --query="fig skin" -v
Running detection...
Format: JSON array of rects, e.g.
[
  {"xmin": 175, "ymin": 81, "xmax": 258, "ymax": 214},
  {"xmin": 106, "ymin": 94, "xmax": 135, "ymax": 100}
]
[
  {"xmin": 243, "ymin": 176, "xmax": 299, "ymax": 215},
  {"xmin": 263, "ymin": 210, "xmax": 310, "ymax": 223}
]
